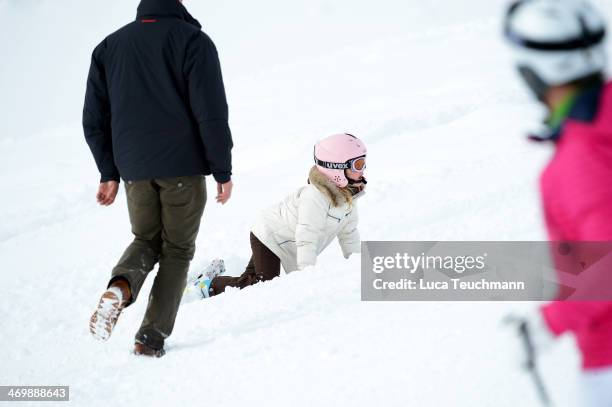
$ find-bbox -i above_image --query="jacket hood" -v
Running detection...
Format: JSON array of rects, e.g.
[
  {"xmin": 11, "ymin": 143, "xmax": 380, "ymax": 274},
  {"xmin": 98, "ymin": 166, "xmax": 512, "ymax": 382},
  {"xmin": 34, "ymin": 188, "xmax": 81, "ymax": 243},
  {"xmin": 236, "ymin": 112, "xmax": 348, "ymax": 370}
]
[
  {"xmin": 308, "ymin": 166, "xmax": 353, "ymax": 207},
  {"xmin": 136, "ymin": 0, "xmax": 201, "ymax": 28}
]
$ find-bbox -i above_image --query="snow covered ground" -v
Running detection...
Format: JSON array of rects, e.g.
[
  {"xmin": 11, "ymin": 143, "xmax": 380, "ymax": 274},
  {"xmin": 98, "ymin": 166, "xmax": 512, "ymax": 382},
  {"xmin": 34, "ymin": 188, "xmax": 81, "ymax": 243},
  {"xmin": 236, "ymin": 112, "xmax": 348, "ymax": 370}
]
[{"xmin": 2, "ymin": 0, "xmax": 612, "ymax": 406}]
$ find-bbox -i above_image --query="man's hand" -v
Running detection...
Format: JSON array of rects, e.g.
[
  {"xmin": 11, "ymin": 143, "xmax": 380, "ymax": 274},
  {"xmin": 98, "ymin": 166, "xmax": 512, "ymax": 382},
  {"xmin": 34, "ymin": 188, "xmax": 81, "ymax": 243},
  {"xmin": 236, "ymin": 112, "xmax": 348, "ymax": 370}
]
[
  {"xmin": 216, "ymin": 180, "xmax": 233, "ymax": 204},
  {"xmin": 97, "ymin": 181, "xmax": 119, "ymax": 206}
]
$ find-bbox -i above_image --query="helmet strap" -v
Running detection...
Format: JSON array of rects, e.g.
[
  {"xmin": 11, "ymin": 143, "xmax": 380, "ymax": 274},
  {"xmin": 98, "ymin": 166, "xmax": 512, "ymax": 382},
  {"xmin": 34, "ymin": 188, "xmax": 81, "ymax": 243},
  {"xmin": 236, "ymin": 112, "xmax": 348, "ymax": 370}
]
[
  {"xmin": 346, "ymin": 178, "xmax": 367, "ymax": 197},
  {"xmin": 347, "ymin": 175, "xmax": 367, "ymax": 185},
  {"xmin": 517, "ymin": 65, "xmax": 549, "ymax": 102}
]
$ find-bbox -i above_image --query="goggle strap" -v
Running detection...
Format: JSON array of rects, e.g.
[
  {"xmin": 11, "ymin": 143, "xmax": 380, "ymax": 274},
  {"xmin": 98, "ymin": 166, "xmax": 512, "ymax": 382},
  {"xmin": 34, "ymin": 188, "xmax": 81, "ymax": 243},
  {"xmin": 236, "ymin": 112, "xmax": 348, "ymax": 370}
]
[
  {"xmin": 504, "ymin": 0, "xmax": 606, "ymax": 52},
  {"xmin": 314, "ymin": 157, "xmax": 350, "ymax": 170},
  {"xmin": 314, "ymin": 156, "xmax": 366, "ymax": 170}
]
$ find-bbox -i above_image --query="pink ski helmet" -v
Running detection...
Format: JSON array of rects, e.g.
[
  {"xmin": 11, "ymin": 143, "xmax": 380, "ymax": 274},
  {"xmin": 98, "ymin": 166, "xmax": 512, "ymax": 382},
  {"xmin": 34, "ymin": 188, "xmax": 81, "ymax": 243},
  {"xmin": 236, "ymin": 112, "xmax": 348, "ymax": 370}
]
[{"xmin": 314, "ymin": 133, "xmax": 367, "ymax": 187}]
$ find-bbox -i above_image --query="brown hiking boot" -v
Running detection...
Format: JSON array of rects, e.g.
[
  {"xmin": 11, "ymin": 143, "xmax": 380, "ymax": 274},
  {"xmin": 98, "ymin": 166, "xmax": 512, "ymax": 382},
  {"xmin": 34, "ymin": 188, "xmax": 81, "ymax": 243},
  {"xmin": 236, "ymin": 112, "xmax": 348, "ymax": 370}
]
[
  {"xmin": 134, "ymin": 342, "xmax": 166, "ymax": 358},
  {"xmin": 89, "ymin": 280, "xmax": 130, "ymax": 341}
]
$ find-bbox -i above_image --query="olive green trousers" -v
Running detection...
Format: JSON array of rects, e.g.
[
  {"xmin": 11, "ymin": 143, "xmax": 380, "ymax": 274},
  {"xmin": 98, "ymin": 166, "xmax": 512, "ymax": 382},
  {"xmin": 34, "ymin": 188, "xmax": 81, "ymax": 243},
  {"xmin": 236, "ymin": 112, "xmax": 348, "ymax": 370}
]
[{"xmin": 108, "ymin": 175, "xmax": 206, "ymax": 350}]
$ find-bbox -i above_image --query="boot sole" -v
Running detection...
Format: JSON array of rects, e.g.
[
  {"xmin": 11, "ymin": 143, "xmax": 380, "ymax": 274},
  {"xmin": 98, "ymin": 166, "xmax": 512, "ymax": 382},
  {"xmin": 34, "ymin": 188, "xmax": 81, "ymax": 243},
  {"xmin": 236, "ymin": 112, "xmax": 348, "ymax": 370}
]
[{"xmin": 89, "ymin": 292, "xmax": 123, "ymax": 341}]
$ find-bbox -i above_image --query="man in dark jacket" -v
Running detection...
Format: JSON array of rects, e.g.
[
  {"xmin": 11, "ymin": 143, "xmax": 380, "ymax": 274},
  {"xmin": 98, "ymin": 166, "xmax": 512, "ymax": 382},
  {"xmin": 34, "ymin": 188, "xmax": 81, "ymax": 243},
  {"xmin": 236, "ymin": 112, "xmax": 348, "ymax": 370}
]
[{"xmin": 86, "ymin": 0, "xmax": 233, "ymax": 357}]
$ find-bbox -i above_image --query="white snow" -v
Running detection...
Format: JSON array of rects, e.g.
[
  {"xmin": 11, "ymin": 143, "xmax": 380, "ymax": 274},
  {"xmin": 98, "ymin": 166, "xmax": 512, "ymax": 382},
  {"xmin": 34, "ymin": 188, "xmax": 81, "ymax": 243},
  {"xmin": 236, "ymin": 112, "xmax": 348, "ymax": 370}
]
[{"xmin": 1, "ymin": 0, "xmax": 612, "ymax": 406}]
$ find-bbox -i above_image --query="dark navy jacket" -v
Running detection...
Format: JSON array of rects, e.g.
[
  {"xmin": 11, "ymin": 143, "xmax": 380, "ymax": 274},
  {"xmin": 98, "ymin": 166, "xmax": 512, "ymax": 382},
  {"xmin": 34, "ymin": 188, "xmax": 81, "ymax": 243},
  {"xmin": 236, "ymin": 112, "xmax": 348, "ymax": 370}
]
[{"xmin": 83, "ymin": 0, "xmax": 233, "ymax": 183}]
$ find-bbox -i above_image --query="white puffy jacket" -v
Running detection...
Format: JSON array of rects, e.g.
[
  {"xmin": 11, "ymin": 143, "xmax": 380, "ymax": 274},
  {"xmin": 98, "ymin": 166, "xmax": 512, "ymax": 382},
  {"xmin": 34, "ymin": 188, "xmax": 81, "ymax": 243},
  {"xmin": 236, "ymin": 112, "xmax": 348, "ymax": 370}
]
[{"xmin": 252, "ymin": 166, "xmax": 361, "ymax": 272}]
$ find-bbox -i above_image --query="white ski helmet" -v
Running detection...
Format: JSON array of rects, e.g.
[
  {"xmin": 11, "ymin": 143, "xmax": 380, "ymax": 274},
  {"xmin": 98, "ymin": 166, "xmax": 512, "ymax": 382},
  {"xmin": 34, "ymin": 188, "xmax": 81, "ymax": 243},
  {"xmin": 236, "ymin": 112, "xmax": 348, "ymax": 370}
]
[{"xmin": 504, "ymin": 0, "xmax": 607, "ymax": 99}]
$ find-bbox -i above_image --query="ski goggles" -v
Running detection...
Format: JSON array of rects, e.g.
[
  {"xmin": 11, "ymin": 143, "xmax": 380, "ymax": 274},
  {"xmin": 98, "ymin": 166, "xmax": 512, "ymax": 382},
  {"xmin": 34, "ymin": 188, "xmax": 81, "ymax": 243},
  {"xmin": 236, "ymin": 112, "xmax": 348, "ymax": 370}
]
[{"xmin": 314, "ymin": 155, "xmax": 367, "ymax": 173}]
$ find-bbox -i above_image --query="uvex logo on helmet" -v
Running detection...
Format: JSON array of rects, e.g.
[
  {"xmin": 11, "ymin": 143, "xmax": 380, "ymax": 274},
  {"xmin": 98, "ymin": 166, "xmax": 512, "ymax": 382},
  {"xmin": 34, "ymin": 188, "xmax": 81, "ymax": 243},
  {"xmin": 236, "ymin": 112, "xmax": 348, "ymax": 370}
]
[{"xmin": 323, "ymin": 162, "xmax": 350, "ymax": 170}]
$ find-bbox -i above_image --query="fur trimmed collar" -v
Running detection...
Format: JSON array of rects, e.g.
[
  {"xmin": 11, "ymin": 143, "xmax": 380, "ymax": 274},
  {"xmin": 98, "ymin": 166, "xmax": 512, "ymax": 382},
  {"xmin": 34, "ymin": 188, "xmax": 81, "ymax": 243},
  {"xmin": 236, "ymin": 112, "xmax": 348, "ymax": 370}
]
[{"xmin": 308, "ymin": 166, "xmax": 352, "ymax": 207}]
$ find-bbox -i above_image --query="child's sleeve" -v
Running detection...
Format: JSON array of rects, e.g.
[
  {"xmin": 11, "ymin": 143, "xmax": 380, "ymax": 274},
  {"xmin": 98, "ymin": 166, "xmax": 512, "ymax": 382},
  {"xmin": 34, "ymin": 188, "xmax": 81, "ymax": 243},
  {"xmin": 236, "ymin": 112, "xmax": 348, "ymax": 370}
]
[
  {"xmin": 541, "ymin": 301, "xmax": 612, "ymax": 337},
  {"xmin": 295, "ymin": 188, "xmax": 328, "ymax": 270},
  {"xmin": 338, "ymin": 205, "xmax": 360, "ymax": 259}
]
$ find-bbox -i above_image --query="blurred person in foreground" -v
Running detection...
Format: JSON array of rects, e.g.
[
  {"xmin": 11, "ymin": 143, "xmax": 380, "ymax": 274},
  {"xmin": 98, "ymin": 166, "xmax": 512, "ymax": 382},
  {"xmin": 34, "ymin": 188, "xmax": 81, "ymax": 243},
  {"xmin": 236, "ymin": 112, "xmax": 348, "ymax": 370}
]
[
  {"xmin": 84, "ymin": 0, "xmax": 233, "ymax": 357},
  {"xmin": 504, "ymin": 0, "xmax": 612, "ymax": 405}
]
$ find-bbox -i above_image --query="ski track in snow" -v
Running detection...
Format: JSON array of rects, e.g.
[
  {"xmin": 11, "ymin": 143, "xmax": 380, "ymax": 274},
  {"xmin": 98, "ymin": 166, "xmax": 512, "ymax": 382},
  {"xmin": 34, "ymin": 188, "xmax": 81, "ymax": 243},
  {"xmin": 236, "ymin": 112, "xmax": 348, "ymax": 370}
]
[{"xmin": 3, "ymin": 0, "xmax": 612, "ymax": 406}]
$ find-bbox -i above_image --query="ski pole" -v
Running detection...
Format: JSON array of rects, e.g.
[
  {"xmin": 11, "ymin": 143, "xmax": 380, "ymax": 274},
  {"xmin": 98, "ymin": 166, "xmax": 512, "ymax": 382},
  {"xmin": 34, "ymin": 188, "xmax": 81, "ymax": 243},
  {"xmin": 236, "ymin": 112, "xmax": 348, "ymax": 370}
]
[{"xmin": 518, "ymin": 320, "xmax": 553, "ymax": 407}]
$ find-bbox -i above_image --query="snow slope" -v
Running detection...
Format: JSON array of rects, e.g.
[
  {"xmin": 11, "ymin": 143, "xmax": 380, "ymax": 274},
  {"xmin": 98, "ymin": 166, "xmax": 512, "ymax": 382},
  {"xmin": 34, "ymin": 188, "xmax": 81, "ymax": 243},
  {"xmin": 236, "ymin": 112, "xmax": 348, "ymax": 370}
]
[{"xmin": 2, "ymin": 0, "xmax": 612, "ymax": 406}]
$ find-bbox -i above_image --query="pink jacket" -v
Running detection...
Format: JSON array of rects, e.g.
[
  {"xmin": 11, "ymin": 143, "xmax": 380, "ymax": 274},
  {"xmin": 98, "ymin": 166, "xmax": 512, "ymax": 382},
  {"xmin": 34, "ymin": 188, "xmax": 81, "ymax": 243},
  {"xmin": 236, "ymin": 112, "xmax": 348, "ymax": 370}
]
[{"xmin": 540, "ymin": 81, "xmax": 612, "ymax": 370}]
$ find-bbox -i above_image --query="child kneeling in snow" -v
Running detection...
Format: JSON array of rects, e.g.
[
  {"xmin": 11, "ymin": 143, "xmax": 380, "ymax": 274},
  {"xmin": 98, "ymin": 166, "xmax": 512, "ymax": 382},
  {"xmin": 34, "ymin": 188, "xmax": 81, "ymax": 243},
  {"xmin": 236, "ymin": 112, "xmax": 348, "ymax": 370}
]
[{"xmin": 200, "ymin": 133, "xmax": 367, "ymax": 297}]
